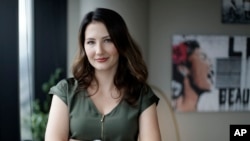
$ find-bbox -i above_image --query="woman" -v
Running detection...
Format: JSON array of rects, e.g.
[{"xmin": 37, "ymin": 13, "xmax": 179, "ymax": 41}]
[
  {"xmin": 172, "ymin": 40, "xmax": 213, "ymax": 112},
  {"xmin": 45, "ymin": 8, "xmax": 161, "ymax": 141}
]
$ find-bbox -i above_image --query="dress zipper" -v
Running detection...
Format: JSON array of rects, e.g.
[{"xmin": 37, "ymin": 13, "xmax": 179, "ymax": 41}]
[{"xmin": 101, "ymin": 115, "xmax": 105, "ymax": 141}]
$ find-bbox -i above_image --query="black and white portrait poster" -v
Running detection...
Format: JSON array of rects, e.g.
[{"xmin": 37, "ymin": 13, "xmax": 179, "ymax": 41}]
[
  {"xmin": 171, "ymin": 35, "xmax": 250, "ymax": 112},
  {"xmin": 222, "ymin": 0, "xmax": 250, "ymax": 24}
]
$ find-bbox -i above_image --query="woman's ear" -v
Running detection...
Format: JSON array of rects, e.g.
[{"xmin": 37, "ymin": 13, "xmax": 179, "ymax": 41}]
[{"xmin": 177, "ymin": 65, "xmax": 189, "ymax": 77}]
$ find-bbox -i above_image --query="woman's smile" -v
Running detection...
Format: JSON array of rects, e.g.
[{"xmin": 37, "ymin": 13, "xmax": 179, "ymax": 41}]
[{"xmin": 95, "ymin": 57, "xmax": 108, "ymax": 63}]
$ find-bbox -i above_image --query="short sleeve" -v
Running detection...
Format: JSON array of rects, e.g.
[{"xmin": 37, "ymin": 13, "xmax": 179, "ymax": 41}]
[
  {"xmin": 140, "ymin": 87, "xmax": 159, "ymax": 114},
  {"xmin": 48, "ymin": 79, "xmax": 68, "ymax": 105}
]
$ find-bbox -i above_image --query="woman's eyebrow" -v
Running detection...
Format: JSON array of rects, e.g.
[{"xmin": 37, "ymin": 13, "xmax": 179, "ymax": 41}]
[
  {"xmin": 85, "ymin": 37, "xmax": 95, "ymax": 40},
  {"xmin": 85, "ymin": 35, "xmax": 110, "ymax": 40},
  {"xmin": 102, "ymin": 35, "xmax": 110, "ymax": 39}
]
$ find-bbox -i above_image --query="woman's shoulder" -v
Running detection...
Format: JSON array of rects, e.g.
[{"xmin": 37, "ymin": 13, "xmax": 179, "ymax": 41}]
[
  {"xmin": 138, "ymin": 85, "xmax": 159, "ymax": 113},
  {"xmin": 140, "ymin": 85, "xmax": 155, "ymax": 97},
  {"xmin": 50, "ymin": 77, "xmax": 78, "ymax": 95},
  {"xmin": 49, "ymin": 77, "xmax": 82, "ymax": 105},
  {"xmin": 57, "ymin": 77, "xmax": 77, "ymax": 87},
  {"xmin": 65, "ymin": 77, "xmax": 78, "ymax": 87}
]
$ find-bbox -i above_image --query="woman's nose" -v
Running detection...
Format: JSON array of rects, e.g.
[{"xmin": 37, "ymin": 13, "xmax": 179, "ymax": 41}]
[{"xmin": 96, "ymin": 43, "xmax": 104, "ymax": 54}]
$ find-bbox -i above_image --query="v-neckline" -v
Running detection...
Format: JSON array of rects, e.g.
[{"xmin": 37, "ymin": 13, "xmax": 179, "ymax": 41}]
[{"xmin": 86, "ymin": 92, "xmax": 123, "ymax": 116}]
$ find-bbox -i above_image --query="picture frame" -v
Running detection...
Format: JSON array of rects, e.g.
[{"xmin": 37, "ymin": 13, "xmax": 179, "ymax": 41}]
[
  {"xmin": 171, "ymin": 34, "xmax": 250, "ymax": 112},
  {"xmin": 222, "ymin": 0, "xmax": 250, "ymax": 24}
]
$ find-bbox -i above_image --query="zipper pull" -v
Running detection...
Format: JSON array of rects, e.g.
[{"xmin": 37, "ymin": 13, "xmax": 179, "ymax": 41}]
[
  {"xmin": 101, "ymin": 115, "xmax": 105, "ymax": 122},
  {"xmin": 101, "ymin": 115, "xmax": 105, "ymax": 140}
]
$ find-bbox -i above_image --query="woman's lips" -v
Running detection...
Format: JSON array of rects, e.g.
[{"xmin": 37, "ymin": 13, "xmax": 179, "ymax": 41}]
[
  {"xmin": 207, "ymin": 70, "xmax": 214, "ymax": 84},
  {"xmin": 95, "ymin": 57, "xmax": 108, "ymax": 62}
]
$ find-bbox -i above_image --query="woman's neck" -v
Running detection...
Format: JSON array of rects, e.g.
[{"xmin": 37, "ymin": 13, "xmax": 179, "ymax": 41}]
[
  {"xmin": 176, "ymin": 77, "xmax": 199, "ymax": 112},
  {"xmin": 93, "ymin": 69, "xmax": 116, "ymax": 92},
  {"xmin": 183, "ymin": 77, "xmax": 199, "ymax": 102}
]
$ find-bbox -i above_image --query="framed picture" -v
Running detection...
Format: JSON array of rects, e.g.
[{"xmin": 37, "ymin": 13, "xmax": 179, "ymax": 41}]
[
  {"xmin": 222, "ymin": 0, "xmax": 250, "ymax": 24},
  {"xmin": 171, "ymin": 35, "xmax": 250, "ymax": 112}
]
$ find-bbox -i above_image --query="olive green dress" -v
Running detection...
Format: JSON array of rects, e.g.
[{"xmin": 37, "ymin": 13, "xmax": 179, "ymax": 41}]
[{"xmin": 49, "ymin": 78, "xmax": 159, "ymax": 141}]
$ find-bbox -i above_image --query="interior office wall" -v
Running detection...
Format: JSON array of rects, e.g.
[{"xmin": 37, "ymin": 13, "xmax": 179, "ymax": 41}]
[
  {"xmin": 67, "ymin": 0, "xmax": 80, "ymax": 77},
  {"xmin": 148, "ymin": 0, "xmax": 250, "ymax": 141},
  {"xmin": 67, "ymin": 0, "xmax": 149, "ymax": 77}
]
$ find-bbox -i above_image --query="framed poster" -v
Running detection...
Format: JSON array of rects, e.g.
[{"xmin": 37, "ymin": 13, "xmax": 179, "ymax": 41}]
[
  {"xmin": 171, "ymin": 35, "xmax": 250, "ymax": 112},
  {"xmin": 222, "ymin": 0, "xmax": 250, "ymax": 24}
]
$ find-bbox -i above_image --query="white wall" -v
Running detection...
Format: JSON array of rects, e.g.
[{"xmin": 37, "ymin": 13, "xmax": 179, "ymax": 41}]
[
  {"xmin": 67, "ymin": 0, "xmax": 250, "ymax": 141},
  {"xmin": 149, "ymin": 0, "xmax": 250, "ymax": 141},
  {"xmin": 67, "ymin": 0, "xmax": 81, "ymax": 77}
]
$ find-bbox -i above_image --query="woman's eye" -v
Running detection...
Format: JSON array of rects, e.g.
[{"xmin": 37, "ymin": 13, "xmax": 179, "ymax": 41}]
[
  {"xmin": 104, "ymin": 38, "xmax": 112, "ymax": 43},
  {"xmin": 86, "ymin": 40, "xmax": 95, "ymax": 45}
]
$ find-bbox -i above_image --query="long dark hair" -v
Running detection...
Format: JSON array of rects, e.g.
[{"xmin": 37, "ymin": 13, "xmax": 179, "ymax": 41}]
[{"xmin": 72, "ymin": 8, "xmax": 148, "ymax": 105}]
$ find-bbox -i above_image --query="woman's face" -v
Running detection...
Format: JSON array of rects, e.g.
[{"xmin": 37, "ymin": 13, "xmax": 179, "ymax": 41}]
[
  {"xmin": 84, "ymin": 22, "xmax": 119, "ymax": 72},
  {"xmin": 188, "ymin": 48, "xmax": 213, "ymax": 91}
]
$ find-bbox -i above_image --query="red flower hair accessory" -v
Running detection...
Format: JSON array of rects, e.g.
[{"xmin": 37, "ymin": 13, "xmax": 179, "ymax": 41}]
[{"xmin": 172, "ymin": 43, "xmax": 187, "ymax": 65}]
